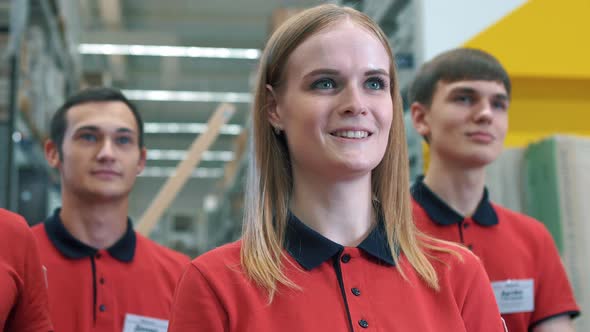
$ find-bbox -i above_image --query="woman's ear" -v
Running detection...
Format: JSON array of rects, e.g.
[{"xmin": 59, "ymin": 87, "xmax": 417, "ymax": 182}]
[{"xmin": 266, "ymin": 84, "xmax": 283, "ymax": 131}]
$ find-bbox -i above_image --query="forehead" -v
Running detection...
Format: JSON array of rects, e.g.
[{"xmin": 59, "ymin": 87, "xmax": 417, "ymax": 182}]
[
  {"xmin": 284, "ymin": 21, "xmax": 390, "ymax": 77},
  {"xmin": 436, "ymin": 80, "xmax": 508, "ymax": 97},
  {"xmin": 66, "ymin": 101, "xmax": 138, "ymax": 133}
]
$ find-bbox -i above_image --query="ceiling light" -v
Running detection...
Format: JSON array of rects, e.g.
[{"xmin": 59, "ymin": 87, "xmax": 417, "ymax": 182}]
[
  {"xmin": 147, "ymin": 150, "xmax": 234, "ymax": 161},
  {"xmin": 78, "ymin": 43, "xmax": 261, "ymax": 59},
  {"xmin": 139, "ymin": 167, "xmax": 224, "ymax": 178},
  {"xmin": 144, "ymin": 123, "xmax": 243, "ymax": 135},
  {"xmin": 122, "ymin": 89, "xmax": 252, "ymax": 103}
]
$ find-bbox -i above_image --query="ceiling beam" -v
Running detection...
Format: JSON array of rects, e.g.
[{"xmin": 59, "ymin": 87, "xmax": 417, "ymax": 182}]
[
  {"xmin": 97, "ymin": 0, "xmax": 126, "ymax": 82},
  {"xmin": 136, "ymin": 103, "xmax": 236, "ymax": 236},
  {"xmin": 80, "ymin": 30, "xmax": 178, "ymax": 45}
]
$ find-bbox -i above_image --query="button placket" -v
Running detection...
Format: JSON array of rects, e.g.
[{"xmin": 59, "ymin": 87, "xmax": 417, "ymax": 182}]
[
  {"xmin": 359, "ymin": 319, "xmax": 369, "ymax": 328},
  {"xmin": 341, "ymin": 254, "xmax": 351, "ymax": 263},
  {"xmin": 340, "ymin": 248, "xmax": 372, "ymax": 330}
]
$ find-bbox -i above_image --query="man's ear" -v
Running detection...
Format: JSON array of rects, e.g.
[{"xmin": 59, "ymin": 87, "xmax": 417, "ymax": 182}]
[
  {"xmin": 266, "ymin": 84, "xmax": 283, "ymax": 131},
  {"xmin": 137, "ymin": 147, "xmax": 147, "ymax": 174},
  {"xmin": 410, "ymin": 102, "xmax": 431, "ymax": 138},
  {"xmin": 44, "ymin": 140, "xmax": 61, "ymax": 169}
]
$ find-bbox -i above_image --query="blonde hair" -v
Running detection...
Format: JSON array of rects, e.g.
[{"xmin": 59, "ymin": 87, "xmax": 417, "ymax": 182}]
[{"xmin": 241, "ymin": 3, "xmax": 452, "ymax": 301}]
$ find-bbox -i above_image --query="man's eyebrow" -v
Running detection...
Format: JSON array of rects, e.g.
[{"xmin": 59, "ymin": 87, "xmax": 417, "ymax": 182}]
[
  {"xmin": 492, "ymin": 94, "xmax": 509, "ymax": 101},
  {"xmin": 73, "ymin": 125, "xmax": 100, "ymax": 133},
  {"xmin": 116, "ymin": 128, "xmax": 135, "ymax": 134},
  {"xmin": 73, "ymin": 126, "xmax": 136, "ymax": 134},
  {"xmin": 448, "ymin": 87, "xmax": 478, "ymax": 95}
]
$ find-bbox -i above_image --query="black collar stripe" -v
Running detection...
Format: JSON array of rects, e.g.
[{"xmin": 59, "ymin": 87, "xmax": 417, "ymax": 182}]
[
  {"xmin": 285, "ymin": 213, "xmax": 396, "ymax": 271},
  {"xmin": 44, "ymin": 208, "xmax": 136, "ymax": 262},
  {"xmin": 410, "ymin": 176, "xmax": 498, "ymax": 227}
]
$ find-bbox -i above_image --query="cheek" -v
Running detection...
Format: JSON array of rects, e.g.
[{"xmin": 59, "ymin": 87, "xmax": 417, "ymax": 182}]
[
  {"xmin": 285, "ymin": 109, "xmax": 325, "ymax": 138},
  {"xmin": 497, "ymin": 116, "xmax": 509, "ymax": 137}
]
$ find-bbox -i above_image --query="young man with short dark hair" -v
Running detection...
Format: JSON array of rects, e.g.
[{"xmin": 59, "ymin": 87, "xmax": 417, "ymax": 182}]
[
  {"xmin": 409, "ymin": 48, "xmax": 579, "ymax": 332},
  {"xmin": 32, "ymin": 87, "xmax": 189, "ymax": 332}
]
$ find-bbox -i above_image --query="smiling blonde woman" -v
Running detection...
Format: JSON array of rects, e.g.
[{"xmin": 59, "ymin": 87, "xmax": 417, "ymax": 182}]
[{"xmin": 168, "ymin": 4, "xmax": 506, "ymax": 332}]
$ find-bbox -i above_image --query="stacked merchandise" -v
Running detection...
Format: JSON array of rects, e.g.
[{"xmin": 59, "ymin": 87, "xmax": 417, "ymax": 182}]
[
  {"xmin": 485, "ymin": 147, "xmax": 526, "ymax": 213},
  {"xmin": 21, "ymin": 26, "xmax": 65, "ymax": 137},
  {"xmin": 0, "ymin": 33, "xmax": 9, "ymax": 122},
  {"xmin": 524, "ymin": 135, "xmax": 590, "ymax": 331}
]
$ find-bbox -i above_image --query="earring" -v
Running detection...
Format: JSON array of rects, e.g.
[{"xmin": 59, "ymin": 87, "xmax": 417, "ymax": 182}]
[{"xmin": 273, "ymin": 127, "xmax": 282, "ymax": 135}]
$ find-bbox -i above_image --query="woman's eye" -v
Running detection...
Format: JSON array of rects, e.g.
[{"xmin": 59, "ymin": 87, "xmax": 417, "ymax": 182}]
[
  {"xmin": 311, "ymin": 78, "xmax": 336, "ymax": 90},
  {"xmin": 365, "ymin": 77, "xmax": 386, "ymax": 90}
]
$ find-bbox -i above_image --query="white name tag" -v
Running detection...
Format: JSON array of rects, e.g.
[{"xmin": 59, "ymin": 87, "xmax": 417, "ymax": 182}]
[
  {"xmin": 122, "ymin": 313, "xmax": 168, "ymax": 332},
  {"xmin": 491, "ymin": 279, "xmax": 534, "ymax": 314}
]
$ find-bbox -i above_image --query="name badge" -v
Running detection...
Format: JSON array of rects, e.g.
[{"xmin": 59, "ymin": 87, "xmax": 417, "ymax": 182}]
[
  {"xmin": 491, "ymin": 279, "xmax": 534, "ymax": 314},
  {"xmin": 122, "ymin": 313, "xmax": 168, "ymax": 332}
]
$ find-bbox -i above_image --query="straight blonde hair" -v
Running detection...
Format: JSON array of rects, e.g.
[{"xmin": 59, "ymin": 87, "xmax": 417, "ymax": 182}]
[{"xmin": 241, "ymin": 4, "xmax": 454, "ymax": 301}]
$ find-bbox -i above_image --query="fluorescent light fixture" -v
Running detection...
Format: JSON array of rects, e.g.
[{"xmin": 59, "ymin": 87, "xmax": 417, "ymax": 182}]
[
  {"xmin": 144, "ymin": 123, "xmax": 243, "ymax": 135},
  {"xmin": 139, "ymin": 167, "xmax": 224, "ymax": 178},
  {"xmin": 147, "ymin": 150, "xmax": 234, "ymax": 162},
  {"xmin": 122, "ymin": 89, "xmax": 252, "ymax": 103},
  {"xmin": 78, "ymin": 43, "xmax": 261, "ymax": 60}
]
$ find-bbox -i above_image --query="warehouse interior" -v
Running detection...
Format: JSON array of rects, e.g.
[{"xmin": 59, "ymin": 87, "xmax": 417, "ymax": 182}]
[{"xmin": 1, "ymin": 0, "xmax": 589, "ymax": 329}]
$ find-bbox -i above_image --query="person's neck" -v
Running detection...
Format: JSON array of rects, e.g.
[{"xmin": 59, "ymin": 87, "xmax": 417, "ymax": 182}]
[
  {"xmin": 60, "ymin": 191, "xmax": 129, "ymax": 250},
  {"xmin": 423, "ymin": 156, "xmax": 486, "ymax": 217},
  {"xmin": 290, "ymin": 167, "xmax": 375, "ymax": 247}
]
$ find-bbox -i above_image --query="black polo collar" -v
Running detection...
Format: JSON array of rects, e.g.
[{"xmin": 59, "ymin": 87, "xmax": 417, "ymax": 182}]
[
  {"xmin": 44, "ymin": 208, "xmax": 136, "ymax": 262},
  {"xmin": 410, "ymin": 176, "xmax": 498, "ymax": 227},
  {"xmin": 285, "ymin": 212, "xmax": 396, "ymax": 270}
]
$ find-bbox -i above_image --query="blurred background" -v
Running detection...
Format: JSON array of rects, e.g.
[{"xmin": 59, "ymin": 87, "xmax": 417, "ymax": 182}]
[{"xmin": 0, "ymin": 0, "xmax": 589, "ymax": 326}]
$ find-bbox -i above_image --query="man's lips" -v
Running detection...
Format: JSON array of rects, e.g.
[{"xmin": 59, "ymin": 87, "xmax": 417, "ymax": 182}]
[{"xmin": 91, "ymin": 170, "xmax": 122, "ymax": 177}]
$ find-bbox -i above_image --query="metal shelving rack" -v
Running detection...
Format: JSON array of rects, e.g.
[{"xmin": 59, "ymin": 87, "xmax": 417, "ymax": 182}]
[{"xmin": 0, "ymin": 0, "xmax": 80, "ymax": 221}]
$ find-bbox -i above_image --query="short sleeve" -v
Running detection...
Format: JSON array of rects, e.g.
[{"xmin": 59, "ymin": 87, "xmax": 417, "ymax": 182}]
[
  {"xmin": 460, "ymin": 254, "xmax": 506, "ymax": 332},
  {"xmin": 168, "ymin": 262, "xmax": 229, "ymax": 332},
  {"xmin": 6, "ymin": 220, "xmax": 53, "ymax": 332},
  {"xmin": 530, "ymin": 226, "xmax": 579, "ymax": 326}
]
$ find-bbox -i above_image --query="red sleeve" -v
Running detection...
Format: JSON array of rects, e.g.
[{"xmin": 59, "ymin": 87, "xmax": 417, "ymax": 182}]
[
  {"xmin": 168, "ymin": 263, "xmax": 228, "ymax": 332},
  {"xmin": 531, "ymin": 226, "xmax": 579, "ymax": 325},
  {"xmin": 6, "ymin": 220, "xmax": 53, "ymax": 332},
  {"xmin": 460, "ymin": 254, "xmax": 506, "ymax": 332}
]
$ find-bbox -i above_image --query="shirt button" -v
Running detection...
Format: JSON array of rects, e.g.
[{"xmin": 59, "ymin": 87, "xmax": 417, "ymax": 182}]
[
  {"xmin": 358, "ymin": 319, "xmax": 369, "ymax": 328},
  {"xmin": 95, "ymin": 253, "xmax": 102, "ymax": 259},
  {"xmin": 341, "ymin": 254, "xmax": 351, "ymax": 263},
  {"xmin": 467, "ymin": 244, "xmax": 473, "ymax": 250},
  {"xmin": 463, "ymin": 222, "xmax": 470, "ymax": 229},
  {"xmin": 99, "ymin": 277, "xmax": 105, "ymax": 284},
  {"xmin": 351, "ymin": 288, "xmax": 361, "ymax": 296},
  {"xmin": 99, "ymin": 304, "xmax": 106, "ymax": 312}
]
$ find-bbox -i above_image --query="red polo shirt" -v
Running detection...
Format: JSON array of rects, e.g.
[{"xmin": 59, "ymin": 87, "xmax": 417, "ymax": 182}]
[
  {"xmin": 411, "ymin": 176, "xmax": 580, "ymax": 332},
  {"xmin": 31, "ymin": 208, "xmax": 190, "ymax": 332},
  {"xmin": 168, "ymin": 213, "xmax": 505, "ymax": 331},
  {"xmin": 0, "ymin": 209, "xmax": 53, "ymax": 332}
]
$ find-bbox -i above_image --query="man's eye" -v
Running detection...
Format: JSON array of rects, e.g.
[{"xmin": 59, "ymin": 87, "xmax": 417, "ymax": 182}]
[
  {"xmin": 455, "ymin": 95, "xmax": 473, "ymax": 104},
  {"xmin": 311, "ymin": 78, "xmax": 336, "ymax": 90},
  {"xmin": 116, "ymin": 136, "xmax": 132, "ymax": 145},
  {"xmin": 492, "ymin": 101, "xmax": 508, "ymax": 111},
  {"xmin": 80, "ymin": 133, "xmax": 97, "ymax": 142}
]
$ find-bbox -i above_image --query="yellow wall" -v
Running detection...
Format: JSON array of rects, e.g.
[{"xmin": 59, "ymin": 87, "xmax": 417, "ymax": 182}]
[{"xmin": 464, "ymin": 0, "xmax": 590, "ymax": 148}]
